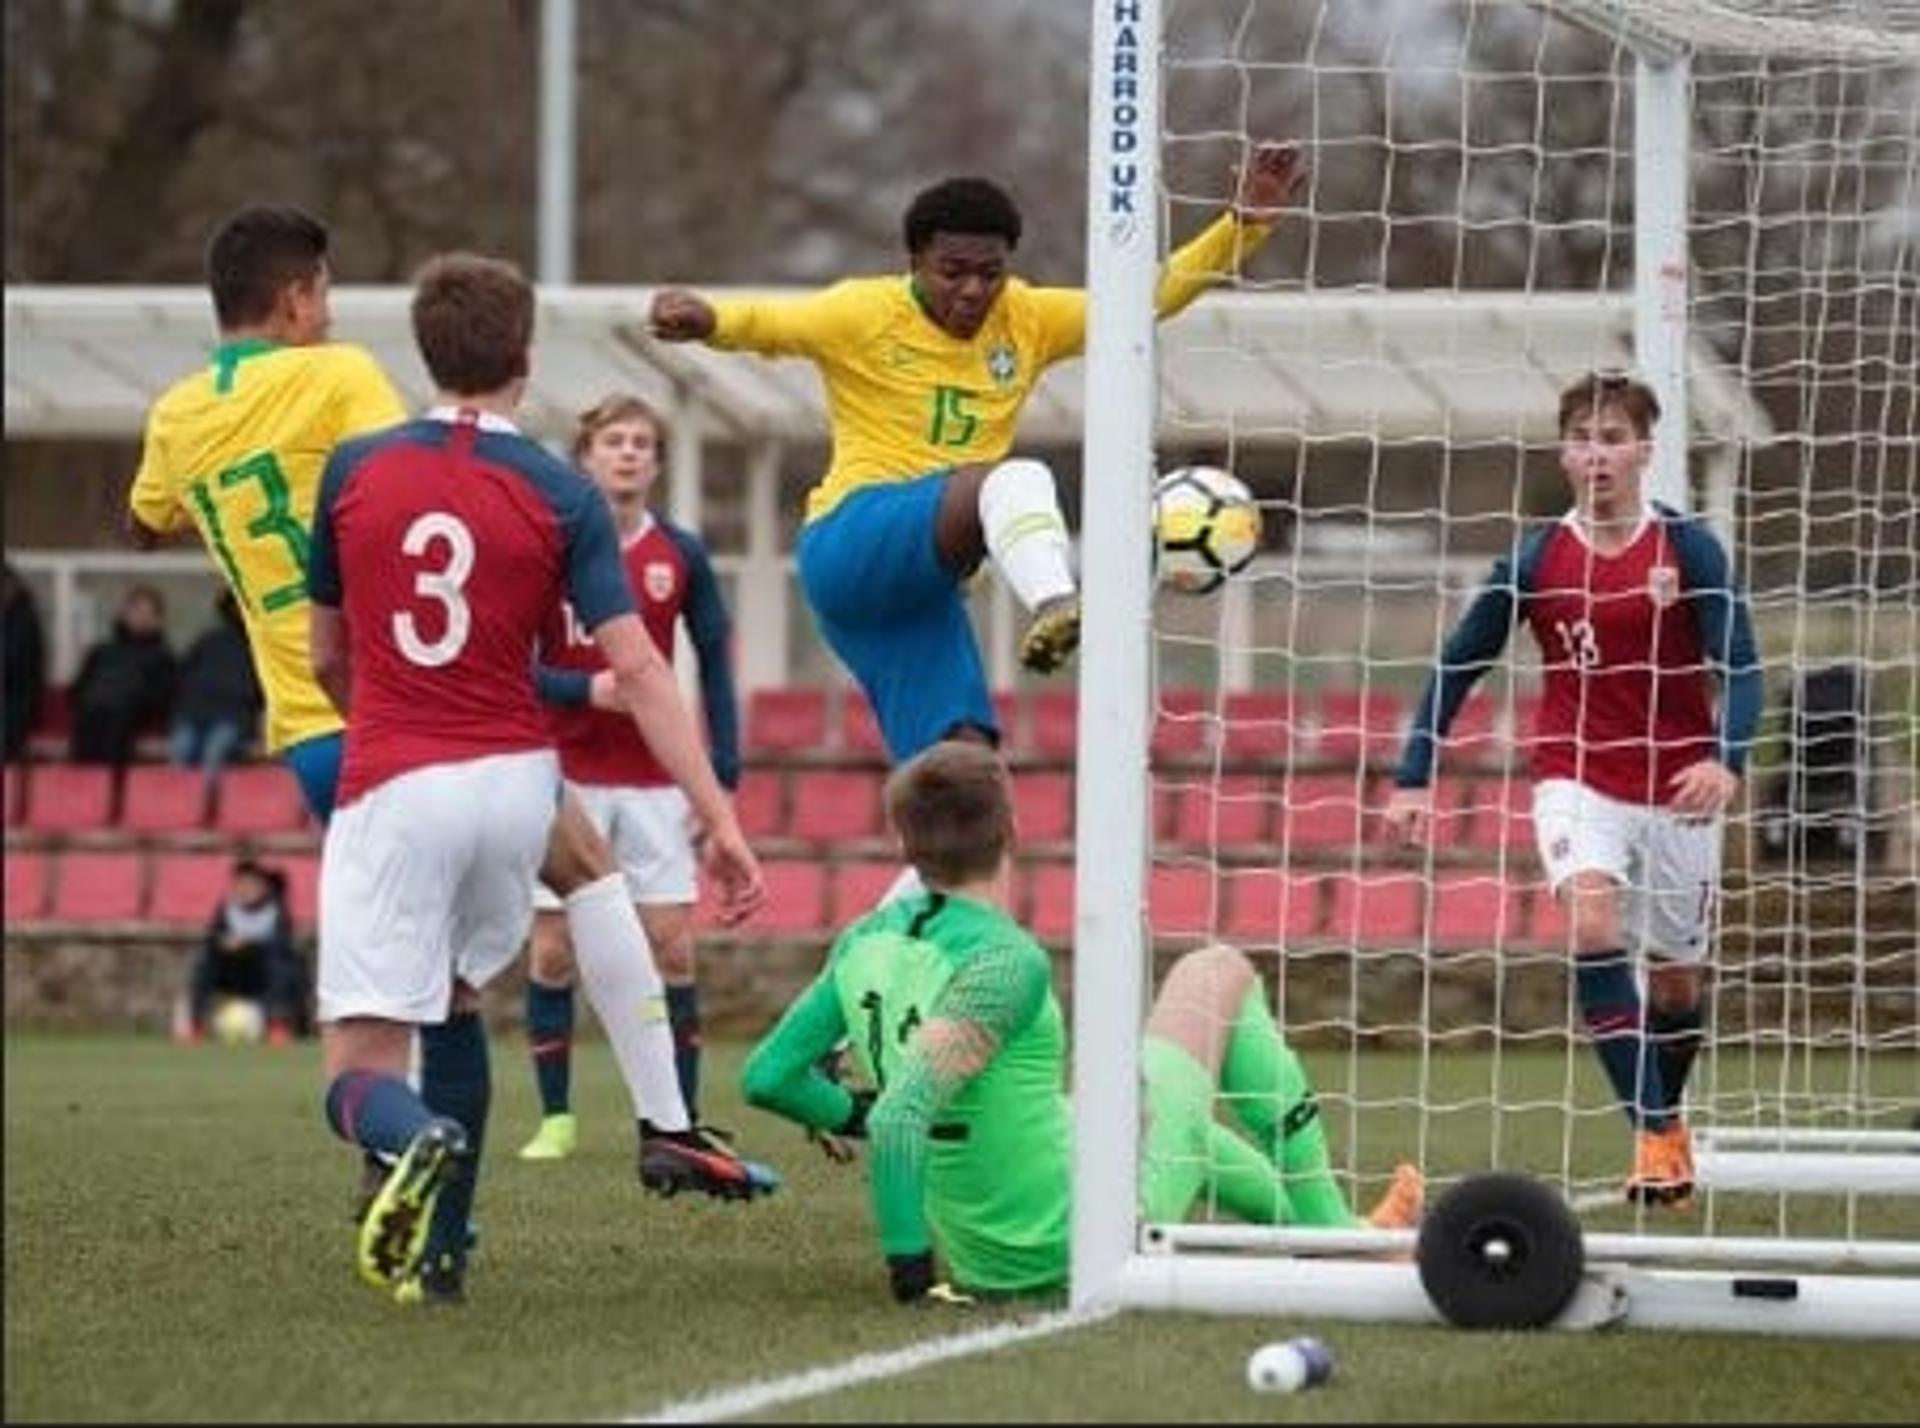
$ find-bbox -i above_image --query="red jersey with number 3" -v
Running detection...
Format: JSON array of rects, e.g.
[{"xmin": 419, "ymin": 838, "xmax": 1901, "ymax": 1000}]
[
  {"xmin": 539, "ymin": 517, "xmax": 689, "ymax": 788},
  {"xmin": 1522, "ymin": 513, "xmax": 1716, "ymax": 804},
  {"xmin": 308, "ymin": 411, "xmax": 634, "ymax": 808}
]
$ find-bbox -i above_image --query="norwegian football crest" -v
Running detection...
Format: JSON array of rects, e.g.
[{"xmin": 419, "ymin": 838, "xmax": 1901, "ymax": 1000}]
[
  {"xmin": 986, "ymin": 342, "xmax": 1017, "ymax": 387},
  {"xmin": 643, "ymin": 561, "xmax": 677, "ymax": 601},
  {"xmin": 1648, "ymin": 564, "xmax": 1679, "ymax": 609}
]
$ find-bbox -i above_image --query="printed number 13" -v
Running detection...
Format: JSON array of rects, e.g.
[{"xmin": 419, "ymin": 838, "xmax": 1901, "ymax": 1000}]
[
  {"xmin": 1554, "ymin": 617, "xmax": 1600, "ymax": 669},
  {"xmin": 188, "ymin": 451, "xmax": 310, "ymax": 614}
]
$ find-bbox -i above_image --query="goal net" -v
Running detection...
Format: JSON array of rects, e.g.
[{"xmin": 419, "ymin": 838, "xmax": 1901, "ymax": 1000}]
[{"xmin": 1073, "ymin": 0, "xmax": 1919, "ymax": 1336}]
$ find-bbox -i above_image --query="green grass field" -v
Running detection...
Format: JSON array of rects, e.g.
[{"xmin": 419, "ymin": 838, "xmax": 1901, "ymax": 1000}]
[{"xmin": 5, "ymin": 1032, "xmax": 1917, "ymax": 1423}]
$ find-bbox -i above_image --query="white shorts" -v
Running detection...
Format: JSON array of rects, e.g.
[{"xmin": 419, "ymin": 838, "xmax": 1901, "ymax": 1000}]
[
  {"xmin": 1531, "ymin": 777, "xmax": 1722, "ymax": 964},
  {"xmin": 318, "ymin": 750, "xmax": 561, "ymax": 1024},
  {"xmin": 531, "ymin": 782, "xmax": 696, "ymax": 912}
]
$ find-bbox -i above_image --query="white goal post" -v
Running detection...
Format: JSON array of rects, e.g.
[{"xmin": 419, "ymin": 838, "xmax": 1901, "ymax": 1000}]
[{"xmin": 1072, "ymin": 0, "xmax": 1919, "ymax": 1338}]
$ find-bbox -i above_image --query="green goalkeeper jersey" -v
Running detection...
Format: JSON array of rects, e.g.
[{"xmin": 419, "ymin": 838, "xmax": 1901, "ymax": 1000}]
[{"xmin": 741, "ymin": 890, "xmax": 1070, "ymax": 1294}]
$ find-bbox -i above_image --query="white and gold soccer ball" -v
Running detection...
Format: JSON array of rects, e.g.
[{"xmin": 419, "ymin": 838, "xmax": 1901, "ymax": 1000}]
[
  {"xmin": 1152, "ymin": 465, "xmax": 1262, "ymax": 594},
  {"xmin": 211, "ymin": 996, "xmax": 266, "ymax": 1047}
]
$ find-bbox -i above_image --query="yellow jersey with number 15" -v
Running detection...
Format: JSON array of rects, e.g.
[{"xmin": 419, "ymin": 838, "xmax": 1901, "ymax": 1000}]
[
  {"xmin": 128, "ymin": 339, "xmax": 407, "ymax": 752},
  {"xmin": 709, "ymin": 212, "xmax": 1271, "ymax": 523}
]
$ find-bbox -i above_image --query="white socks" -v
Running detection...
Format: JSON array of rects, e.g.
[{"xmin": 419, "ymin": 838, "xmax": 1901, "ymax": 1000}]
[
  {"xmin": 563, "ymin": 873, "xmax": 691, "ymax": 1132},
  {"xmin": 979, "ymin": 458, "xmax": 1075, "ymax": 613}
]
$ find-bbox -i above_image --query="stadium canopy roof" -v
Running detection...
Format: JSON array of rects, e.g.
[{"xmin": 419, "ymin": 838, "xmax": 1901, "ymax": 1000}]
[{"xmin": 4, "ymin": 285, "xmax": 1770, "ymax": 447}]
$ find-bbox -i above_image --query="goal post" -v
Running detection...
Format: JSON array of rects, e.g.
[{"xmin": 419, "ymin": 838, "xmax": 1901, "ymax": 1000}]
[{"xmin": 1072, "ymin": 0, "xmax": 1920, "ymax": 1336}]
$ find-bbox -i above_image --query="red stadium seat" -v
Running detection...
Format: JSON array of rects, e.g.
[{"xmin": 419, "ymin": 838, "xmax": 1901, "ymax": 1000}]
[
  {"xmin": 214, "ymin": 764, "xmax": 308, "ymax": 835},
  {"xmin": 1326, "ymin": 874, "xmax": 1423, "ymax": 946},
  {"xmin": 1027, "ymin": 690, "xmax": 1079, "ymax": 759},
  {"xmin": 832, "ymin": 862, "xmax": 904, "ymax": 923},
  {"xmin": 24, "ymin": 764, "xmax": 115, "ymax": 833},
  {"xmin": 281, "ymin": 854, "xmax": 321, "ymax": 929},
  {"xmin": 1424, "ymin": 779, "xmax": 1478, "ymax": 847},
  {"xmin": 1223, "ymin": 869, "xmax": 1321, "ymax": 942},
  {"xmin": 1434, "ymin": 697, "xmax": 1499, "ymax": 770},
  {"xmin": 841, "ymin": 694, "xmax": 887, "ymax": 758},
  {"xmin": 5, "ymin": 851, "xmax": 50, "ymax": 921},
  {"xmin": 1314, "ymin": 688, "xmax": 1406, "ymax": 766},
  {"xmin": 787, "ymin": 770, "xmax": 883, "ymax": 842},
  {"xmin": 1151, "ymin": 686, "xmax": 1211, "ymax": 762},
  {"xmin": 1505, "ymin": 694, "xmax": 1543, "ymax": 759},
  {"xmin": 149, "ymin": 853, "xmax": 232, "ymax": 928},
  {"xmin": 1221, "ymin": 691, "xmax": 1298, "ymax": 763},
  {"xmin": 1278, "ymin": 774, "xmax": 1370, "ymax": 849},
  {"xmin": 2, "ymin": 763, "xmax": 20, "ymax": 826},
  {"xmin": 1025, "ymin": 863, "xmax": 1075, "ymax": 942},
  {"xmin": 990, "ymin": 690, "xmax": 1022, "ymax": 751},
  {"xmin": 746, "ymin": 688, "xmax": 829, "ymax": 755},
  {"xmin": 120, "ymin": 766, "xmax": 211, "ymax": 833},
  {"xmin": 1174, "ymin": 776, "xmax": 1271, "ymax": 848},
  {"xmin": 1149, "ymin": 864, "xmax": 1218, "ymax": 940},
  {"xmin": 712, "ymin": 860, "xmax": 827, "ymax": 936},
  {"xmin": 49, "ymin": 851, "xmax": 145, "ymax": 923},
  {"xmin": 733, "ymin": 769, "xmax": 784, "ymax": 839},
  {"xmin": 1012, "ymin": 771, "xmax": 1073, "ymax": 844},
  {"xmin": 1428, "ymin": 873, "xmax": 1513, "ymax": 948},
  {"xmin": 1526, "ymin": 883, "xmax": 1568, "ymax": 949}
]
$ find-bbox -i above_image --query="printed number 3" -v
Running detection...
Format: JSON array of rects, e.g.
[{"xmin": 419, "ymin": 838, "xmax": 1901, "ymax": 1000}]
[{"xmin": 393, "ymin": 512, "xmax": 475, "ymax": 667}]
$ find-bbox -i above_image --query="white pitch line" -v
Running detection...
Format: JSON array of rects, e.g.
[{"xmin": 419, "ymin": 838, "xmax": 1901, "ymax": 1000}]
[
  {"xmin": 627, "ymin": 1305, "xmax": 1118, "ymax": 1424},
  {"xmin": 1570, "ymin": 1187, "xmax": 1619, "ymax": 1214}
]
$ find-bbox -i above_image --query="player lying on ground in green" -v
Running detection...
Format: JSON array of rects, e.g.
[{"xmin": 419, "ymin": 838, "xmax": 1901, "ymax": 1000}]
[{"xmin": 742, "ymin": 740, "xmax": 1424, "ymax": 1303}]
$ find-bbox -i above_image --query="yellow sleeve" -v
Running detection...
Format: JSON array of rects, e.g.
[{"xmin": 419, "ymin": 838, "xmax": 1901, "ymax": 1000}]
[
  {"xmin": 1156, "ymin": 213, "xmax": 1274, "ymax": 318},
  {"xmin": 329, "ymin": 346, "xmax": 408, "ymax": 438},
  {"xmin": 1024, "ymin": 213, "xmax": 1276, "ymax": 365},
  {"xmin": 126, "ymin": 417, "xmax": 190, "ymax": 536},
  {"xmin": 709, "ymin": 282, "xmax": 874, "ymax": 359}
]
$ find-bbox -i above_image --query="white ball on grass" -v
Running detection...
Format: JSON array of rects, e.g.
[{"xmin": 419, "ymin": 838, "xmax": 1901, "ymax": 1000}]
[{"xmin": 1245, "ymin": 1336, "xmax": 1334, "ymax": 1394}]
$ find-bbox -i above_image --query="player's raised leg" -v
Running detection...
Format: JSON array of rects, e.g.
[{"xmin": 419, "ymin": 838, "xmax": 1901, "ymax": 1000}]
[{"xmin": 936, "ymin": 459, "xmax": 1079, "ymax": 675}]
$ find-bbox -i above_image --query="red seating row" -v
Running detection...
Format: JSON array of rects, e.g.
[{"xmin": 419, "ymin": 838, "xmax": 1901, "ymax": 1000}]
[
  {"xmin": 2, "ymin": 762, "xmax": 312, "ymax": 837},
  {"xmin": 747, "ymin": 685, "xmax": 1541, "ymax": 764},
  {"xmin": 5, "ymin": 849, "xmax": 319, "ymax": 928},
  {"xmin": 694, "ymin": 857, "xmax": 1568, "ymax": 949},
  {"xmin": 7, "ymin": 844, "xmax": 1564, "ymax": 952},
  {"xmin": 733, "ymin": 767, "xmax": 1535, "ymax": 852}
]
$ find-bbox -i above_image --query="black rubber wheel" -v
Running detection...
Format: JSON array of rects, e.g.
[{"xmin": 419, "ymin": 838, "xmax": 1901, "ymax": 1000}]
[{"xmin": 1416, "ymin": 1172, "xmax": 1585, "ymax": 1330}]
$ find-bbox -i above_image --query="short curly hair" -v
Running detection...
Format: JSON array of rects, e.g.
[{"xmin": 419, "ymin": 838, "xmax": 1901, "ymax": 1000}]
[{"xmin": 902, "ymin": 177, "xmax": 1022, "ymax": 256}]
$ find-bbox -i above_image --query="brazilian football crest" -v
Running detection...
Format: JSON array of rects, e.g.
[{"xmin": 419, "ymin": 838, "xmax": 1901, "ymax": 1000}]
[
  {"xmin": 644, "ymin": 561, "xmax": 677, "ymax": 602},
  {"xmin": 986, "ymin": 342, "xmax": 1017, "ymax": 387},
  {"xmin": 1647, "ymin": 564, "xmax": 1679, "ymax": 609}
]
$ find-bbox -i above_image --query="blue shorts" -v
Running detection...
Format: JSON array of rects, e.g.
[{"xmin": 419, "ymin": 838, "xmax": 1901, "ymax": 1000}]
[
  {"xmin": 281, "ymin": 730, "xmax": 344, "ymax": 825},
  {"xmin": 796, "ymin": 474, "xmax": 998, "ymax": 763}
]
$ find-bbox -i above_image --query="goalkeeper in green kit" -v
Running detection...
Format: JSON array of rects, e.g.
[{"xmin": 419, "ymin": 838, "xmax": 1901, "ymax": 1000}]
[{"xmin": 742, "ymin": 741, "xmax": 1424, "ymax": 1303}]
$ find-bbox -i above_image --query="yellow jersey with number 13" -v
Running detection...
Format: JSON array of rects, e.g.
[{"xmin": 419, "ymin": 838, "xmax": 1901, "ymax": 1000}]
[{"xmin": 127, "ymin": 339, "xmax": 407, "ymax": 752}]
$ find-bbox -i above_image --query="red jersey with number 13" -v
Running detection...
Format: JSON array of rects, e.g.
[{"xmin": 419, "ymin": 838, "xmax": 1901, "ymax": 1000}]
[{"xmin": 1522, "ymin": 512, "xmax": 1716, "ymax": 804}]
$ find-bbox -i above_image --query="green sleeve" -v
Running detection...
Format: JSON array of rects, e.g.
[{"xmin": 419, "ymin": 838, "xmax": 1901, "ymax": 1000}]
[
  {"xmin": 739, "ymin": 948, "xmax": 856, "ymax": 1133},
  {"xmin": 866, "ymin": 941, "xmax": 1051, "ymax": 1258}
]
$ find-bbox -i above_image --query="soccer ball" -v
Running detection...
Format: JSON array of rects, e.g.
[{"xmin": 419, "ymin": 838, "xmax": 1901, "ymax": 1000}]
[
  {"xmin": 1152, "ymin": 465, "xmax": 1262, "ymax": 594},
  {"xmin": 211, "ymin": 997, "xmax": 266, "ymax": 1046}
]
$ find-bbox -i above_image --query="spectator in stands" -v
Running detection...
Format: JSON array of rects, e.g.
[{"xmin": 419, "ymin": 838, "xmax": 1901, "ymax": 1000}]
[
  {"xmin": 3, "ymin": 559, "xmax": 46, "ymax": 763},
  {"xmin": 70, "ymin": 584, "xmax": 175, "ymax": 767},
  {"xmin": 180, "ymin": 856, "xmax": 309, "ymax": 1046},
  {"xmin": 168, "ymin": 588, "xmax": 263, "ymax": 785}
]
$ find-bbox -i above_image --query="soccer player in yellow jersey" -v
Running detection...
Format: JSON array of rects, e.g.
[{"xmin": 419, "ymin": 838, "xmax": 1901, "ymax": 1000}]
[
  {"xmin": 126, "ymin": 206, "xmax": 405, "ymax": 818},
  {"xmin": 652, "ymin": 143, "xmax": 1305, "ymax": 765},
  {"xmin": 126, "ymin": 210, "xmax": 779, "ymax": 1304}
]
